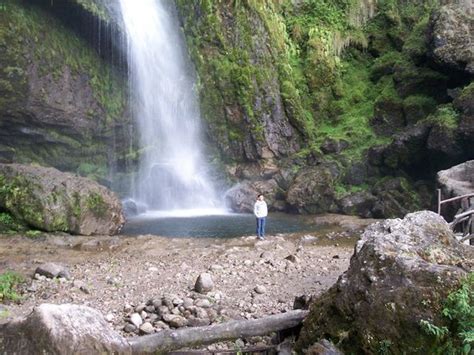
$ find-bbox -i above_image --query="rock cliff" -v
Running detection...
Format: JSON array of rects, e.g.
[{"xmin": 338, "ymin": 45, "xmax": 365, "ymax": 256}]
[
  {"xmin": 176, "ymin": 0, "xmax": 473, "ymax": 217},
  {"xmin": 0, "ymin": 0, "xmax": 133, "ymax": 192}
]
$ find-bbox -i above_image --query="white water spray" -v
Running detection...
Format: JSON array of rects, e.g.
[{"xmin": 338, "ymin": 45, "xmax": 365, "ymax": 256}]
[{"xmin": 119, "ymin": 0, "xmax": 221, "ymax": 213}]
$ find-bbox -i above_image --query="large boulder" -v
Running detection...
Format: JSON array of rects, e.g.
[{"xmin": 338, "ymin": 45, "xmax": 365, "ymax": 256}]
[
  {"xmin": 286, "ymin": 164, "xmax": 340, "ymax": 214},
  {"xmin": 224, "ymin": 179, "xmax": 282, "ymax": 213},
  {"xmin": 338, "ymin": 191, "xmax": 377, "ymax": 218},
  {"xmin": 0, "ymin": 163, "xmax": 124, "ymax": 235},
  {"xmin": 429, "ymin": 4, "xmax": 474, "ymax": 74},
  {"xmin": 437, "ymin": 160, "xmax": 474, "ymax": 197},
  {"xmin": 381, "ymin": 122, "xmax": 431, "ymax": 171},
  {"xmin": 0, "ymin": 304, "xmax": 131, "ymax": 354},
  {"xmin": 296, "ymin": 211, "xmax": 474, "ymax": 353},
  {"xmin": 370, "ymin": 177, "xmax": 423, "ymax": 218}
]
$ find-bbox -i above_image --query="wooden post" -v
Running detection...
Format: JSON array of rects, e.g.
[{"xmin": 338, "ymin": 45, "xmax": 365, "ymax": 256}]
[{"xmin": 437, "ymin": 189, "xmax": 442, "ymax": 215}]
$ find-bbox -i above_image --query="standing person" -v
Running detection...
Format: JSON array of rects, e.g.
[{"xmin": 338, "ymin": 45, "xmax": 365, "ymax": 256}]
[{"xmin": 254, "ymin": 194, "xmax": 268, "ymax": 240}]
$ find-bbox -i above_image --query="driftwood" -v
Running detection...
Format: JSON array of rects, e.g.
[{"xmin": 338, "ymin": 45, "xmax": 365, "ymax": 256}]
[{"xmin": 128, "ymin": 310, "xmax": 308, "ymax": 354}]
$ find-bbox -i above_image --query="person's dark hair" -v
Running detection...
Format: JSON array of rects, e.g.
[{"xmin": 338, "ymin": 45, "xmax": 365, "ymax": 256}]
[{"xmin": 257, "ymin": 194, "xmax": 263, "ymax": 198}]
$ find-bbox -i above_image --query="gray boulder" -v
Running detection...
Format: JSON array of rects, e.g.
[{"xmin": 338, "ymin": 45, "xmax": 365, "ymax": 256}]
[
  {"xmin": 296, "ymin": 211, "xmax": 473, "ymax": 353},
  {"xmin": 437, "ymin": 160, "xmax": 474, "ymax": 197},
  {"xmin": 429, "ymin": 4, "xmax": 474, "ymax": 74},
  {"xmin": 338, "ymin": 191, "xmax": 377, "ymax": 217},
  {"xmin": 195, "ymin": 273, "xmax": 214, "ymax": 294},
  {"xmin": 0, "ymin": 304, "xmax": 131, "ymax": 354},
  {"xmin": 224, "ymin": 179, "xmax": 280, "ymax": 213},
  {"xmin": 35, "ymin": 263, "xmax": 70, "ymax": 279},
  {"xmin": 0, "ymin": 163, "xmax": 124, "ymax": 235}
]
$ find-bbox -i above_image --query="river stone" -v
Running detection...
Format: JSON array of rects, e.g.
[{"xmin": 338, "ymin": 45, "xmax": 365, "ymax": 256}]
[
  {"xmin": 194, "ymin": 299, "xmax": 211, "ymax": 308},
  {"xmin": 162, "ymin": 314, "xmax": 188, "ymax": 328},
  {"xmin": 195, "ymin": 273, "xmax": 214, "ymax": 293},
  {"xmin": 130, "ymin": 313, "xmax": 143, "ymax": 328},
  {"xmin": 139, "ymin": 322, "xmax": 154, "ymax": 335},
  {"xmin": 0, "ymin": 163, "xmax": 124, "ymax": 235},
  {"xmin": 254, "ymin": 285, "xmax": 267, "ymax": 294},
  {"xmin": 123, "ymin": 324, "xmax": 137, "ymax": 333},
  {"xmin": 35, "ymin": 262, "xmax": 70, "ymax": 279},
  {"xmin": 296, "ymin": 211, "xmax": 474, "ymax": 353},
  {"xmin": 0, "ymin": 304, "xmax": 131, "ymax": 354}
]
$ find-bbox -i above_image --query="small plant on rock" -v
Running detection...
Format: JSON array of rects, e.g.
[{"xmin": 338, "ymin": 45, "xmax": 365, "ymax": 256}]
[{"xmin": 420, "ymin": 273, "xmax": 474, "ymax": 354}]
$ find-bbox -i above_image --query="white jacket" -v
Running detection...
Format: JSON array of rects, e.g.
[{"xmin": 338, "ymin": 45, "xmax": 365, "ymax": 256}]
[{"xmin": 254, "ymin": 200, "xmax": 268, "ymax": 218}]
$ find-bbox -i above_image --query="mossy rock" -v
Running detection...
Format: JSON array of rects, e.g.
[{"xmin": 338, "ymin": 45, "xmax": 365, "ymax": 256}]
[
  {"xmin": 0, "ymin": 163, "xmax": 124, "ymax": 235},
  {"xmin": 296, "ymin": 211, "xmax": 473, "ymax": 353}
]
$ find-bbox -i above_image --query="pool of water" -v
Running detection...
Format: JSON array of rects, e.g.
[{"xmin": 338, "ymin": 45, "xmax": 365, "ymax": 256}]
[{"xmin": 121, "ymin": 211, "xmax": 322, "ymax": 238}]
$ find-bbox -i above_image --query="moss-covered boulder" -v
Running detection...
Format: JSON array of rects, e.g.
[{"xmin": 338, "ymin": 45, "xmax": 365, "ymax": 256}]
[
  {"xmin": 296, "ymin": 211, "xmax": 474, "ymax": 353},
  {"xmin": 0, "ymin": 163, "xmax": 124, "ymax": 235},
  {"xmin": 286, "ymin": 164, "xmax": 340, "ymax": 214},
  {"xmin": 370, "ymin": 176, "xmax": 423, "ymax": 218}
]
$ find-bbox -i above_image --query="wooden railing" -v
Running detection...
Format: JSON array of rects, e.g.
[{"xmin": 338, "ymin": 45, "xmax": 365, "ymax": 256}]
[{"xmin": 437, "ymin": 189, "xmax": 474, "ymax": 244}]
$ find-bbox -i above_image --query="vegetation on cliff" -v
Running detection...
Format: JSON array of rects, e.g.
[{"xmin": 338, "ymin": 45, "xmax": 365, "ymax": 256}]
[
  {"xmin": 0, "ymin": 0, "xmax": 130, "ymax": 183},
  {"xmin": 177, "ymin": 0, "xmax": 473, "ymax": 217}
]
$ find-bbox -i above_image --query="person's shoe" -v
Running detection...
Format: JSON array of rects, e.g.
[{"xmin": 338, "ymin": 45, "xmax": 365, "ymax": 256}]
[{"xmin": 257, "ymin": 236, "xmax": 265, "ymax": 240}]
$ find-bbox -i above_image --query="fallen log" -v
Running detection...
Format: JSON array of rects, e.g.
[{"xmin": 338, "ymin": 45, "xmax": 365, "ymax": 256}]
[{"xmin": 128, "ymin": 310, "xmax": 308, "ymax": 354}]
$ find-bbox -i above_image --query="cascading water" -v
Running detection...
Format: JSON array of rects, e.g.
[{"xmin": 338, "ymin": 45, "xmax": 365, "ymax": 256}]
[{"xmin": 119, "ymin": 0, "xmax": 221, "ymax": 214}]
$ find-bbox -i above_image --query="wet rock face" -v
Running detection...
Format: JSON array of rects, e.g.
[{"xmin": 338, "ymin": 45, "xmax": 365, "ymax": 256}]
[
  {"xmin": 0, "ymin": 163, "xmax": 124, "ymax": 235},
  {"xmin": 296, "ymin": 211, "xmax": 474, "ymax": 353},
  {"xmin": 429, "ymin": 4, "xmax": 474, "ymax": 74},
  {"xmin": 0, "ymin": 2, "xmax": 132, "ymax": 180},
  {"xmin": 176, "ymin": 2, "xmax": 301, "ymax": 163},
  {"xmin": 0, "ymin": 304, "xmax": 131, "ymax": 354},
  {"xmin": 224, "ymin": 179, "xmax": 282, "ymax": 213},
  {"xmin": 437, "ymin": 160, "xmax": 474, "ymax": 197},
  {"xmin": 286, "ymin": 165, "xmax": 340, "ymax": 214}
]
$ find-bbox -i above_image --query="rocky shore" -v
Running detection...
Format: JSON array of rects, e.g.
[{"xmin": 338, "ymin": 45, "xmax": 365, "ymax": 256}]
[{"xmin": 0, "ymin": 215, "xmax": 370, "ymax": 351}]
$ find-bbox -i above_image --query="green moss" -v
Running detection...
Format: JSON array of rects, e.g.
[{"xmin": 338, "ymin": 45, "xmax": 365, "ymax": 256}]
[
  {"xmin": 86, "ymin": 192, "xmax": 107, "ymax": 217},
  {"xmin": 424, "ymin": 104, "xmax": 460, "ymax": 129},
  {"xmin": 0, "ymin": 0, "xmax": 125, "ymax": 122},
  {"xmin": 0, "ymin": 271, "xmax": 24, "ymax": 302},
  {"xmin": 74, "ymin": 0, "xmax": 109, "ymax": 22},
  {"xmin": 316, "ymin": 54, "xmax": 392, "ymax": 160},
  {"xmin": 77, "ymin": 163, "xmax": 107, "ymax": 182},
  {"xmin": 72, "ymin": 192, "xmax": 82, "ymax": 218},
  {"xmin": 0, "ymin": 174, "xmax": 44, "ymax": 228},
  {"xmin": 25, "ymin": 229, "xmax": 43, "ymax": 238},
  {"xmin": 0, "ymin": 212, "xmax": 26, "ymax": 233}
]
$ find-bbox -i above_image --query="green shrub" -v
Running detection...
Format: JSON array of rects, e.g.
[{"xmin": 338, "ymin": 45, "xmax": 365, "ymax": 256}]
[
  {"xmin": 0, "ymin": 271, "xmax": 24, "ymax": 302},
  {"xmin": 425, "ymin": 104, "xmax": 460, "ymax": 129},
  {"xmin": 420, "ymin": 273, "xmax": 474, "ymax": 354}
]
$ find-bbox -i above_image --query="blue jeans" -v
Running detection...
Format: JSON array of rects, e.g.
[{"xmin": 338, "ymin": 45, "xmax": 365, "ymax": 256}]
[{"xmin": 256, "ymin": 217, "xmax": 266, "ymax": 238}]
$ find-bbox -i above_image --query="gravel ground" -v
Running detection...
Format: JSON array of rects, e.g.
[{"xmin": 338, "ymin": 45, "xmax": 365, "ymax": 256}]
[{"xmin": 0, "ymin": 215, "xmax": 376, "ymax": 351}]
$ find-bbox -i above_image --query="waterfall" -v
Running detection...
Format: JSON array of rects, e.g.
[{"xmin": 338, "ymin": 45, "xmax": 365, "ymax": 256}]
[{"xmin": 119, "ymin": 0, "xmax": 221, "ymax": 214}]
